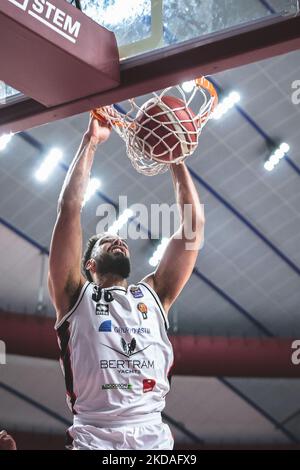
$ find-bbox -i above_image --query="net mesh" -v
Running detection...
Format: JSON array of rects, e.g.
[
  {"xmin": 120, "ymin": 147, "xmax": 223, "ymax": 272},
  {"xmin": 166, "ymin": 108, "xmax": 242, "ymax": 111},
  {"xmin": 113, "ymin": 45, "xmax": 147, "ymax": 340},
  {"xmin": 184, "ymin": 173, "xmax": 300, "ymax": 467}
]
[{"xmin": 93, "ymin": 77, "xmax": 218, "ymax": 176}]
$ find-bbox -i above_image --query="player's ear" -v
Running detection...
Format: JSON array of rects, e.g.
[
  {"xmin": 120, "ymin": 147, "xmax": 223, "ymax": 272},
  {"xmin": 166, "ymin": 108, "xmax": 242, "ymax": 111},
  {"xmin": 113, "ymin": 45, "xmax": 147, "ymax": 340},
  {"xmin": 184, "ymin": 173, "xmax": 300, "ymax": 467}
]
[{"xmin": 85, "ymin": 258, "xmax": 96, "ymax": 272}]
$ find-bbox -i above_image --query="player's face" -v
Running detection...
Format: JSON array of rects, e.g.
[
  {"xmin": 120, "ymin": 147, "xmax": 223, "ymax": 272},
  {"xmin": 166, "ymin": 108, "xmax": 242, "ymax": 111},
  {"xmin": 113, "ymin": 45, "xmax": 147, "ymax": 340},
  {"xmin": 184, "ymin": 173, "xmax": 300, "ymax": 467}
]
[
  {"xmin": 95, "ymin": 235, "xmax": 130, "ymax": 259},
  {"xmin": 91, "ymin": 235, "xmax": 131, "ymax": 279}
]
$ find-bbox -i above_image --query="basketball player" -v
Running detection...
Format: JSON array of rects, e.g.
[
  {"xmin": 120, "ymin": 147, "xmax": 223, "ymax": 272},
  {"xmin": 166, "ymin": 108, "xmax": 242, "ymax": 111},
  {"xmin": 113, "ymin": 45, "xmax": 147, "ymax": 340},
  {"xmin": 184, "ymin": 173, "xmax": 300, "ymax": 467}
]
[{"xmin": 48, "ymin": 114, "xmax": 204, "ymax": 450}]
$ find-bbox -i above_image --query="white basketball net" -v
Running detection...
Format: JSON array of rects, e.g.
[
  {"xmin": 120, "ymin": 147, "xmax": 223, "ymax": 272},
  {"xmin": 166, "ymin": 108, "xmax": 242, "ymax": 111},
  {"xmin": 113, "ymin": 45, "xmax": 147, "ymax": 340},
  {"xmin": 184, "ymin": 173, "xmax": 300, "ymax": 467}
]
[{"xmin": 93, "ymin": 77, "xmax": 218, "ymax": 176}]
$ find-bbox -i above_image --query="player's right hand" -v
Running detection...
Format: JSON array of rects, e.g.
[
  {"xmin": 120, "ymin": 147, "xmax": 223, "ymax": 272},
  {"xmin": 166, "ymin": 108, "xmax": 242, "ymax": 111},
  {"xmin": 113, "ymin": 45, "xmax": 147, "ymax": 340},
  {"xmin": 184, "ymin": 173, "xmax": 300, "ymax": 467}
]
[{"xmin": 86, "ymin": 113, "xmax": 112, "ymax": 145}]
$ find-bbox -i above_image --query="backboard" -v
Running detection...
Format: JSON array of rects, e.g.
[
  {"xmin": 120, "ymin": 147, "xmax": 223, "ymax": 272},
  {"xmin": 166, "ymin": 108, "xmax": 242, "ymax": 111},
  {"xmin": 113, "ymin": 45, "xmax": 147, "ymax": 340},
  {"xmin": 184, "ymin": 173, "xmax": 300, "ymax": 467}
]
[
  {"xmin": 1, "ymin": 0, "xmax": 300, "ymax": 133},
  {"xmin": 79, "ymin": 0, "xmax": 299, "ymax": 60}
]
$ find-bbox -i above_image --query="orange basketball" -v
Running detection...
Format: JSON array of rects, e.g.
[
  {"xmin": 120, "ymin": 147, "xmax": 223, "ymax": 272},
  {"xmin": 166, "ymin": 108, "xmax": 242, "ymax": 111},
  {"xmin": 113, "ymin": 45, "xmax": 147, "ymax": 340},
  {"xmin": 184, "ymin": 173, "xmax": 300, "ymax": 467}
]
[{"xmin": 135, "ymin": 95, "xmax": 199, "ymax": 163}]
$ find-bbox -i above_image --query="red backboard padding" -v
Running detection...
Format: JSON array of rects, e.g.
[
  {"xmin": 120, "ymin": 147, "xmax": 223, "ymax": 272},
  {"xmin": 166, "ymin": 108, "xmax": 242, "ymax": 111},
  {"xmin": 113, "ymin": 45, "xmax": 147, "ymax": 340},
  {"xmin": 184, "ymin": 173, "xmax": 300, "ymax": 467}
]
[{"xmin": 0, "ymin": 0, "xmax": 120, "ymax": 106}]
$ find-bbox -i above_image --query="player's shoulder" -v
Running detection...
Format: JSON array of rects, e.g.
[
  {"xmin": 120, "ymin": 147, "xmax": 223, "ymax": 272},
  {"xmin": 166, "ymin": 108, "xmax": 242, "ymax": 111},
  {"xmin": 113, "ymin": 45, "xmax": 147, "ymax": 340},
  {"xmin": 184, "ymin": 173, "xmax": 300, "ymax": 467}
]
[
  {"xmin": 55, "ymin": 278, "xmax": 91, "ymax": 329},
  {"xmin": 138, "ymin": 274, "xmax": 155, "ymax": 290}
]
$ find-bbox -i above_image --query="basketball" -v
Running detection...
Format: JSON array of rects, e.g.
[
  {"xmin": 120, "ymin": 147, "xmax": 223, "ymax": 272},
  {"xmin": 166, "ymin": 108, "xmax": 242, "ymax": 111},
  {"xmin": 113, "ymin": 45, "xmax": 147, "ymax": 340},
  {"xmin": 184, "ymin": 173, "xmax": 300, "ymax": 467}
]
[{"xmin": 135, "ymin": 95, "xmax": 199, "ymax": 163}]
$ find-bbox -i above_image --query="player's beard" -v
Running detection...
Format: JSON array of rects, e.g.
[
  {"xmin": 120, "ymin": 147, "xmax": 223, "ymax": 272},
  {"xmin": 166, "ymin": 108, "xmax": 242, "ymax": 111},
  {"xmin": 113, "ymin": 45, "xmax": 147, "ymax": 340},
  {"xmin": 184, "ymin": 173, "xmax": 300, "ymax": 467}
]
[{"xmin": 95, "ymin": 252, "xmax": 131, "ymax": 279}]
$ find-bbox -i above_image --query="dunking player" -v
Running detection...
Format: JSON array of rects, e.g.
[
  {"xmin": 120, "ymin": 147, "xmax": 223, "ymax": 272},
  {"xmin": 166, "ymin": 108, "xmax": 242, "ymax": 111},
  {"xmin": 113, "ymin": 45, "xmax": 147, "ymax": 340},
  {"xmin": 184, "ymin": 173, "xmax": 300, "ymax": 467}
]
[{"xmin": 48, "ymin": 115, "xmax": 204, "ymax": 450}]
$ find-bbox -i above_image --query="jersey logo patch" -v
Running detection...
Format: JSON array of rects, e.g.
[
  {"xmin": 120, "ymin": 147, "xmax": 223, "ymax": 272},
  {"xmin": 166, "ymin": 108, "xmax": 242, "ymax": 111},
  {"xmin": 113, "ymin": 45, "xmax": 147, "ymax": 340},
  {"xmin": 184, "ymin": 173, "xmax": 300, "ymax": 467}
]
[
  {"xmin": 137, "ymin": 302, "xmax": 148, "ymax": 319},
  {"xmin": 121, "ymin": 337, "xmax": 136, "ymax": 356},
  {"xmin": 130, "ymin": 286, "xmax": 144, "ymax": 298},
  {"xmin": 100, "ymin": 336, "xmax": 151, "ymax": 358},
  {"xmin": 99, "ymin": 320, "xmax": 112, "ymax": 332},
  {"xmin": 102, "ymin": 383, "xmax": 133, "ymax": 390},
  {"xmin": 143, "ymin": 379, "xmax": 156, "ymax": 393},
  {"xmin": 96, "ymin": 303, "xmax": 109, "ymax": 316}
]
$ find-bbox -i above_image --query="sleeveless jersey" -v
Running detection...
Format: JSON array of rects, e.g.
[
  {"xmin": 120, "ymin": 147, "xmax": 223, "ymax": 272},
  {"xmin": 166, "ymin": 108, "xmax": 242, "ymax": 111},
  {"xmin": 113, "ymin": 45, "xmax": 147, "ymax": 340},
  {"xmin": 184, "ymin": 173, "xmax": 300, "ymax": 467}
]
[{"xmin": 55, "ymin": 281, "xmax": 174, "ymax": 425}]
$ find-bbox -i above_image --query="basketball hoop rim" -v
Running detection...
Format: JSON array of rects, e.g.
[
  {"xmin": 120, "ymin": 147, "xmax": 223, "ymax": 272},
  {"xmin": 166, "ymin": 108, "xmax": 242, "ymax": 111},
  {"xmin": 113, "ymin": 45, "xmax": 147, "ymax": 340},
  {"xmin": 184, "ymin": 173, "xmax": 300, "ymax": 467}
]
[
  {"xmin": 91, "ymin": 75, "xmax": 218, "ymax": 128},
  {"xmin": 90, "ymin": 76, "xmax": 218, "ymax": 175}
]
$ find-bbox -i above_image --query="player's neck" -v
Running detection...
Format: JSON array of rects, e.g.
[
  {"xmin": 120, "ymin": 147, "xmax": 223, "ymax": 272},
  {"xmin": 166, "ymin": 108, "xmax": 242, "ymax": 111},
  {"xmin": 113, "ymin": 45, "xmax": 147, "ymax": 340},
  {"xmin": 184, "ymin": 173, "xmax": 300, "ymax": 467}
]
[{"xmin": 94, "ymin": 273, "xmax": 128, "ymax": 289}]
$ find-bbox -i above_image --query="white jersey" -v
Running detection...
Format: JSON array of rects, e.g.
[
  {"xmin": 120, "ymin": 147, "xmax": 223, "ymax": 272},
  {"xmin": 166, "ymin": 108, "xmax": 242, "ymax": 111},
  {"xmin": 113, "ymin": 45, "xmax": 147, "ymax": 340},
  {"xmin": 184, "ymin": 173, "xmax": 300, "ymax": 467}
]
[{"xmin": 55, "ymin": 281, "xmax": 174, "ymax": 427}]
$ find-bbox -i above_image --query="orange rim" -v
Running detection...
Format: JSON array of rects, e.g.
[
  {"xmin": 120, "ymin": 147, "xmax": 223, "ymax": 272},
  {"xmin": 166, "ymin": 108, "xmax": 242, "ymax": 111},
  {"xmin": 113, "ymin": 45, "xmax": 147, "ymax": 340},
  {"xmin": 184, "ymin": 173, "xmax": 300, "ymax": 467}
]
[
  {"xmin": 195, "ymin": 76, "xmax": 218, "ymax": 109},
  {"xmin": 194, "ymin": 76, "xmax": 218, "ymax": 125},
  {"xmin": 92, "ymin": 107, "xmax": 126, "ymax": 128}
]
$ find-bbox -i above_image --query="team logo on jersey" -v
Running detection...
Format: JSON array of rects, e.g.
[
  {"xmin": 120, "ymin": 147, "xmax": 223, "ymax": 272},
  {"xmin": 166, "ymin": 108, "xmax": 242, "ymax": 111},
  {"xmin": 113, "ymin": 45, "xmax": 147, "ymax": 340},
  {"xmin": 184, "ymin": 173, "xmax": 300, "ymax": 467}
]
[
  {"xmin": 99, "ymin": 336, "xmax": 151, "ymax": 358},
  {"xmin": 130, "ymin": 286, "xmax": 144, "ymax": 299},
  {"xmin": 137, "ymin": 302, "xmax": 148, "ymax": 319},
  {"xmin": 100, "ymin": 359, "xmax": 154, "ymax": 374},
  {"xmin": 114, "ymin": 326, "xmax": 151, "ymax": 335},
  {"xmin": 92, "ymin": 286, "xmax": 114, "ymax": 303},
  {"xmin": 99, "ymin": 320, "xmax": 112, "ymax": 332},
  {"xmin": 121, "ymin": 338, "xmax": 136, "ymax": 357},
  {"xmin": 143, "ymin": 379, "xmax": 156, "ymax": 393},
  {"xmin": 102, "ymin": 383, "xmax": 133, "ymax": 390},
  {"xmin": 96, "ymin": 303, "xmax": 109, "ymax": 316}
]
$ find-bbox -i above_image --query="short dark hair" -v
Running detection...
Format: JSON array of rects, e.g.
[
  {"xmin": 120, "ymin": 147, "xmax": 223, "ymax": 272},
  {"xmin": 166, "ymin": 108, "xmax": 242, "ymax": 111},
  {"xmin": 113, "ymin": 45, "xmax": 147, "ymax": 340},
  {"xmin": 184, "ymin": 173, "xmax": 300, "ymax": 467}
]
[{"xmin": 82, "ymin": 233, "xmax": 105, "ymax": 282}]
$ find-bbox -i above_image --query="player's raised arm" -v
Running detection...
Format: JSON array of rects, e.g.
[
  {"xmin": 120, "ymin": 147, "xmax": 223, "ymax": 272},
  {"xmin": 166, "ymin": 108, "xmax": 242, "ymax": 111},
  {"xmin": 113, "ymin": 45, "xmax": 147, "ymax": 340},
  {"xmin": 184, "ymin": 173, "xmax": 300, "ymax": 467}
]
[
  {"xmin": 143, "ymin": 162, "xmax": 204, "ymax": 313},
  {"xmin": 48, "ymin": 116, "xmax": 111, "ymax": 322}
]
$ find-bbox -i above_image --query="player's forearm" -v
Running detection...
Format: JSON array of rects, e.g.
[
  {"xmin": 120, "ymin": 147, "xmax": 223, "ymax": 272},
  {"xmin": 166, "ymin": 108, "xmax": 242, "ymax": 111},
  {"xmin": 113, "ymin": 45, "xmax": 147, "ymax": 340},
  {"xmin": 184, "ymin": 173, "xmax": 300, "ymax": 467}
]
[
  {"xmin": 170, "ymin": 162, "xmax": 204, "ymax": 231},
  {"xmin": 58, "ymin": 134, "xmax": 98, "ymax": 211}
]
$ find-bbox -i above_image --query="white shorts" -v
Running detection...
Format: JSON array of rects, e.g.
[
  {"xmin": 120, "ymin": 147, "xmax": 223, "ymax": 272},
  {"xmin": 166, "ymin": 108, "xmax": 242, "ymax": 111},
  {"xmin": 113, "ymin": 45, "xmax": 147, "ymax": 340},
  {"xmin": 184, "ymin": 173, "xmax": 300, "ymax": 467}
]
[{"xmin": 67, "ymin": 417, "xmax": 174, "ymax": 450}]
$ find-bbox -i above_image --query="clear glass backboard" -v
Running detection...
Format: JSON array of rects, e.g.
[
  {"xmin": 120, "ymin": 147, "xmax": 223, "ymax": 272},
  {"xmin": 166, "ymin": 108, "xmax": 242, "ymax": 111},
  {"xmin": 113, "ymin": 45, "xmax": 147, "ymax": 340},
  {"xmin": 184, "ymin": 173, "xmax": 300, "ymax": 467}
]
[{"xmin": 73, "ymin": 0, "xmax": 299, "ymax": 59}]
